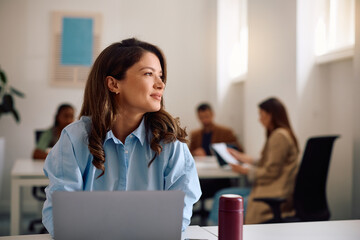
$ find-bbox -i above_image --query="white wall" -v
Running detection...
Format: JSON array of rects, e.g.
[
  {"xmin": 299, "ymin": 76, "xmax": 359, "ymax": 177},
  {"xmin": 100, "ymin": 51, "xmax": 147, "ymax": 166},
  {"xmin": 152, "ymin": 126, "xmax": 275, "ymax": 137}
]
[
  {"xmin": 0, "ymin": 0, "xmax": 217, "ymax": 212},
  {"xmin": 297, "ymin": 0, "xmax": 356, "ymax": 220},
  {"xmin": 244, "ymin": 0, "xmax": 297, "ymax": 156},
  {"xmin": 325, "ymin": 60, "xmax": 354, "ymax": 219},
  {"xmin": 215, "ymin": 0, "xmax": 246, "ymax": 145}
]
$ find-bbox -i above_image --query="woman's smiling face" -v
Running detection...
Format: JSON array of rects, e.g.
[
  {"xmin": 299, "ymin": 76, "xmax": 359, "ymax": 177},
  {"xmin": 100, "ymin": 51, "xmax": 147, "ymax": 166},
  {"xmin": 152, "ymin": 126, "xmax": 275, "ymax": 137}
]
[{"xmin": 116, "ymin": 51, "xmax": 165, "ymax": 115}]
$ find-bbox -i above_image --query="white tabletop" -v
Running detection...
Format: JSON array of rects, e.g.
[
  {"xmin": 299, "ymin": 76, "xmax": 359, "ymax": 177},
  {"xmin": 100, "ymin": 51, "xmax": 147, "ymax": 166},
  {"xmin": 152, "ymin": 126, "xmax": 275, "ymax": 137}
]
[
  {"xmin": 11, "ymin": 157, "xmax": 238, "ymax": 179},
  {"xmin": 11, "ymin": 156, "xmax": 240, "ymax": 179},
  {"xmin": 203, "ymin": 219, "xmax": 360, "ymax": 240},
  {"xmin": 4, "ymin": 220, "xmax": 359, "ymax": 239},
  {"xmin": 194, "ymin": 156, "xmax": 240, "ymax": 179},
  {"xmin": 11, "ymin": 159, "xmax": 46, "ymax": 177},
  {"xmin": 0, "ymin": 225, "xmax": 217, "ymax": 240}
]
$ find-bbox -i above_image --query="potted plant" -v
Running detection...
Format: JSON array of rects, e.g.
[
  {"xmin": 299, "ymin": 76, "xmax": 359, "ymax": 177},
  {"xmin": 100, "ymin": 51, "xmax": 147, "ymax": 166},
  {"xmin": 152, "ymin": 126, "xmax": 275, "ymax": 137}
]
[{"xmin": 0, "ymin": 66, "xmax": 25, "ymax": 123}]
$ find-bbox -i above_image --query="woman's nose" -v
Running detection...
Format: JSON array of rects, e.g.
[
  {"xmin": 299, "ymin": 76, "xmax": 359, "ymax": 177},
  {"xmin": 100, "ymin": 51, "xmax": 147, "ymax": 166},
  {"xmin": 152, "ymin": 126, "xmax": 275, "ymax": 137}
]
[{"xmin": 154, "ymin": 77, "xmax": 165, "ymax": 89}]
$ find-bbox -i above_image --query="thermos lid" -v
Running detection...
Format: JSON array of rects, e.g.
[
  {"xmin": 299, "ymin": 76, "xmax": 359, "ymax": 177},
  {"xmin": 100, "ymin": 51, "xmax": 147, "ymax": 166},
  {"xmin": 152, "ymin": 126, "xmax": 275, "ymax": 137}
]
[{"xmin": 219, "ymin": 194, "xmax": 244, "ymax": 212}]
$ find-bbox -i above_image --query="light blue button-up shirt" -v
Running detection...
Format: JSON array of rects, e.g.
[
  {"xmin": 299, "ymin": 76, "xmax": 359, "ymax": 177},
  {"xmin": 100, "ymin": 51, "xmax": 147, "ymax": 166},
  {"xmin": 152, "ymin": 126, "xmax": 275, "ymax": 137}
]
[{"xmin": 42, "ymin": 116, "xmax": 202, "ymax": 237}]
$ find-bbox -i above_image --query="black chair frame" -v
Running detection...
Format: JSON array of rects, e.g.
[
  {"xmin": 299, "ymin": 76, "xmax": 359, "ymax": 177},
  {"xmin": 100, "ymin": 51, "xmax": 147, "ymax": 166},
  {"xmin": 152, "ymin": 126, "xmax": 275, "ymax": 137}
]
[{"xmin": 254, "ymin": 135, "xmax": 340, "ymax": 223}]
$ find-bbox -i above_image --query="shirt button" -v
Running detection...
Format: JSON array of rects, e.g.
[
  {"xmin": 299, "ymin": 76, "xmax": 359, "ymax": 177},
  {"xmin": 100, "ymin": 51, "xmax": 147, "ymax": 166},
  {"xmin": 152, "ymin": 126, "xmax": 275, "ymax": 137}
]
[{"xmin": 125, "ymin": 150, "xmax": 128, "ymax": 154}]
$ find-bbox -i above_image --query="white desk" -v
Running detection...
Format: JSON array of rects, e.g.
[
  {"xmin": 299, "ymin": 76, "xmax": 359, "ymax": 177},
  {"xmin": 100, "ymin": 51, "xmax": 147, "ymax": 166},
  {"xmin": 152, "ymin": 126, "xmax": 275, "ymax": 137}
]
[
  {"xmin": 11, "ymin": 159, "xmax": 49, "ymax": 236},
  {"xmin": 0, "ymin": 225, "xmax": 217, "ymax": 240},
  {"xmin": 195, "ymin": 156, "xmax": 240, "ymax": 179},
  {"xmin": 203, "ymin": 220, "xmax": 360, "ymax": 240},
  {"xmin": 9, "ymin": 157, "xmax": 240, "ymax": 236}
]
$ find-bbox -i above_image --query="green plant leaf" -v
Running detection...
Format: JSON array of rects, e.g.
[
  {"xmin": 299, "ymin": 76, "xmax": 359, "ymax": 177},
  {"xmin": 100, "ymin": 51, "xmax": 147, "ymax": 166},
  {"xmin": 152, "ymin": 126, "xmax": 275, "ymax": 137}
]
[
  {"xmin": 10, "ymin": 87, "xmax": 25, "ymax": 98},
  {"xmin": 2, "ymin": 94, "xmax": 14, "ymax": 112},
  {"xmin": 0, "ymin": 68, "xmax": 24, "ymax": 123},
  {"xmin": 11, "ymin": 109, "xmax": 20, "ymax": 123},
  {"xmin": 0, "ymin": 70, "xmax": 7, "ymax": 84}
]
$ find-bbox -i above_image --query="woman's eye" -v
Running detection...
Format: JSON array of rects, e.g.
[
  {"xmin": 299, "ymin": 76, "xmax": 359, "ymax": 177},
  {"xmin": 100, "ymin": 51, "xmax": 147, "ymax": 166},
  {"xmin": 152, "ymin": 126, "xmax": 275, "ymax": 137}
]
[{"xmin": 145, "ymin": 72, "xmax": 153, "ymax": 76}]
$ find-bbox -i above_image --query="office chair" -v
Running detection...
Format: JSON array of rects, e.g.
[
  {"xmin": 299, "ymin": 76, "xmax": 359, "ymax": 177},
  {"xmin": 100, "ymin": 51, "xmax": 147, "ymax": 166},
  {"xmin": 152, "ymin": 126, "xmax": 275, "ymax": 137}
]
[
  {"xmin": 28, "ymin": 130, "xmax": 47, "ymax": 233},
  {"xmin": 254, "ymin": 135, "xmax": 340, "ymax": 223}
]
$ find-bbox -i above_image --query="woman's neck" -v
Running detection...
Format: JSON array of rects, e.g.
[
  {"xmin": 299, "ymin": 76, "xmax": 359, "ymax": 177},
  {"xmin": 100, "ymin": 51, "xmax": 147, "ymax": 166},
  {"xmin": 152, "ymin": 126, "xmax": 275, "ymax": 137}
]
[{"xmin": 112, "ymin": 113, "xmax": 144, "ymax": 143}]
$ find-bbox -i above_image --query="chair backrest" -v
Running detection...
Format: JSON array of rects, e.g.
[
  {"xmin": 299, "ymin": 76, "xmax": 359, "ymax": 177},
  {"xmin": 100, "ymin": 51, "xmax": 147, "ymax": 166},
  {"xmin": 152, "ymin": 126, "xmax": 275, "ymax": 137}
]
[
  {"xmin": 33, "ymin": 130, "xmax": 47, "ymax": 201},
  {"xmin": 293, "ymin": 135, "xmax": 339, "ymax": 221},
  {"xmin": 35, "ymin": 130, "xmax": 45, "ymax": 144}
]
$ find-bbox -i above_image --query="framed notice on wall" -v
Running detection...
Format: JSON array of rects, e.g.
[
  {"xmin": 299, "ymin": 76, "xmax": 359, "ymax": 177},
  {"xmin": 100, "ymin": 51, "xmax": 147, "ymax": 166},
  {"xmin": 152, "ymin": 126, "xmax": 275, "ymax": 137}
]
[{"xmin": 51, "ymin": 12, "xmax": 102, "ymax": 87}]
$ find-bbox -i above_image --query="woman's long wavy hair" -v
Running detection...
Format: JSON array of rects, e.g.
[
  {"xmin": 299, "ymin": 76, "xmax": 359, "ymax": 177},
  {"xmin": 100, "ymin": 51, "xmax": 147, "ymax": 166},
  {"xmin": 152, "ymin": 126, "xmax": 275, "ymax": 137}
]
[
  {"xmin": 259, "ymin": 97, "xmax": 299, "ymax": 151},
  {"xmin": 80, "ymin": 38, "xmax": 187, "ymax": 178}
]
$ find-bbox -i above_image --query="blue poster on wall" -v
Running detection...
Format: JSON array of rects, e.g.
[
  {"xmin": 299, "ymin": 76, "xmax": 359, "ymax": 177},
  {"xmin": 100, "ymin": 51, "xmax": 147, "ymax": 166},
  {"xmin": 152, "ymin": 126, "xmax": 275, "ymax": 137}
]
[{"xmin": 61, "ymin": 17, "xmax": 93, "ymax": 66}]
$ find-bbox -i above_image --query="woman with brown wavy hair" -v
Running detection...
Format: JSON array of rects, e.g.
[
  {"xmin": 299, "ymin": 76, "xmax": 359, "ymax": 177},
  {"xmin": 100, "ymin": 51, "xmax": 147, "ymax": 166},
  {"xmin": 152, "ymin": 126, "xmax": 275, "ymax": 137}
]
[
  {"xmin": 42, "ymin": 38, "xmax": 201, "ymax": 237},
  {"xmin": 208, "ymin": 97, "xmax": 299, "ymax": 225}
]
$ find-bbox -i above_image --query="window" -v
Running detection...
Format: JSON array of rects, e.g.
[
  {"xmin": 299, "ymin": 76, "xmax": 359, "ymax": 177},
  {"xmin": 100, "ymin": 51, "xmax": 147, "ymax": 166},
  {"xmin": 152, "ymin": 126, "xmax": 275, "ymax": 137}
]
[
  {"xmin": 228, "ymin": 0, "xmax": 248, "ymax": 81},
  {"xmin": 315, "ymin": 0, "xmax": 355, "ymax": 63},
  {"xmin": 217, "ymin": 0, "xmax": 248, "ymax": 89}
]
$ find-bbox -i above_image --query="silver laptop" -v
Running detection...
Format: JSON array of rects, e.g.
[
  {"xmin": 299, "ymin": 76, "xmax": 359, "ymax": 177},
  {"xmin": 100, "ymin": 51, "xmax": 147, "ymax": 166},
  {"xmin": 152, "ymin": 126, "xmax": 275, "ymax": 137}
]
[{"xmin": 52, "ymin": 190, "xmax": 185, "ymax": 240}]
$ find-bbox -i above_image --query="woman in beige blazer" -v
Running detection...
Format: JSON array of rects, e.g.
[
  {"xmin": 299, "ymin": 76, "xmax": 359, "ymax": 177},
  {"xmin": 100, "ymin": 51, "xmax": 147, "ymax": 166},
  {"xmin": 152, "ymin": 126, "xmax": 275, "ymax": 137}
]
[{"xmin": 208, "ymin": 97, "xmax": 299, "ymax": 225}]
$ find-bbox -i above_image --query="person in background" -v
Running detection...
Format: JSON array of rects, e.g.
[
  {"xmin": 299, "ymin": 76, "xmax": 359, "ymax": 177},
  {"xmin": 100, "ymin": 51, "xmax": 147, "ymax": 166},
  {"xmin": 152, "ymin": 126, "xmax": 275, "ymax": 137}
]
[
  {"xmin": 42, "ymin": 38, "xmax": 201, "ymax": 237},
  {"xmin": 189, "ymin": 103, "xmax": 243, "ymax": 156},
  {"xmin": 32, "ymin": 103, "xmax": 75, "ymax": 159},
  {"xmin": 208, "ymin": 97, "xmax": 299, "ymax": 225}
]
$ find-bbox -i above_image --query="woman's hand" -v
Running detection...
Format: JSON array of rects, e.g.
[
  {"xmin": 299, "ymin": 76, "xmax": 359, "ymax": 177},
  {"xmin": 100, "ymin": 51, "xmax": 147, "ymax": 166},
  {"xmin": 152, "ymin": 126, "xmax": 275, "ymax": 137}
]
[
  {"xmin": 32, "ymin": 149, "xmax": 48, "ymax": 160},
  {"xmin": 227, "ymin": 148, "xmax": 254, "ymax": 164},
  {"xmin": 229, "ymin": 163, "xmax": 249, "ymax": 175}
]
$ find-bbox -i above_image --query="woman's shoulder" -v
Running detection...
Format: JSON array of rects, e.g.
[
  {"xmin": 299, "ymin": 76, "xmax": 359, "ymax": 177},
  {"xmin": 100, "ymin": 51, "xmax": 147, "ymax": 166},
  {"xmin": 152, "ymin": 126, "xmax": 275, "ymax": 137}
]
[
  {"xmin": 272, "ymin": 128, "xmax": 290, "ymax": 136},
  {"xmin": 269, "ymin": 128, "xmax": 292, "ymax": 140},
  {"xmin": 63, "ymin": 116, "xmax": 91, "ymax": 140},
  {"xmin": 162, "ymin": 138, "xmax": 191, "ymax": 156},
  {"xmin": 269, "ymin": 128, "xmax": 293, "ymax": 143},
  {"xmin": 161, "ymin": 139, "xmax": 194, "ymax": 169},
  {"xmin": 162, "ymin": 137, "xmax": 188, "ymax": 148}
]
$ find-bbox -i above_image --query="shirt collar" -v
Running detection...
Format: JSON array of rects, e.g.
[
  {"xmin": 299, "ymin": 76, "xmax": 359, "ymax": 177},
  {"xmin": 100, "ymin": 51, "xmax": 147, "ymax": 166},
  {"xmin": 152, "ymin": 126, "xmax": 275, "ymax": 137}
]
[
  {"xmin": 132, "ymin": 117, "xmax": 146, "ymax": 146},
  {"xmin": 104, "ymin": 117, "xmax": 146, "ymax": 146}
]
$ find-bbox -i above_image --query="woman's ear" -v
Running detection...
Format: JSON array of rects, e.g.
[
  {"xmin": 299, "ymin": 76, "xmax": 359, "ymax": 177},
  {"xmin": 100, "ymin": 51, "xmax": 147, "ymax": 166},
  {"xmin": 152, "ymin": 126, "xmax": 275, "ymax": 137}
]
[{"xmin": 106, "ymin": 76, "xmax": 120, "ymax": 94}]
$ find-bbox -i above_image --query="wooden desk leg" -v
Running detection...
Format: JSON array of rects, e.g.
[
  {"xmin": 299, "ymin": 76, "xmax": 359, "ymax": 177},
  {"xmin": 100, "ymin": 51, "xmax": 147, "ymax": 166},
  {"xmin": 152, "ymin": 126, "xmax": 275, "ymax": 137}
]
[{"xmin": 11, "ymin": 178, "xmax": 21, "ymax": 235}]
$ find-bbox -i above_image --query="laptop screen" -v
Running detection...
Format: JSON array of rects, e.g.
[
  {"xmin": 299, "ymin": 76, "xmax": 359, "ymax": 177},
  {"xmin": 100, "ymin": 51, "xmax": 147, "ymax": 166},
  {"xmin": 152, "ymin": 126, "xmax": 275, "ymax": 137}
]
[{"xmin": 52, "ymin": 190, "xmax": 185, "ymax": 240}]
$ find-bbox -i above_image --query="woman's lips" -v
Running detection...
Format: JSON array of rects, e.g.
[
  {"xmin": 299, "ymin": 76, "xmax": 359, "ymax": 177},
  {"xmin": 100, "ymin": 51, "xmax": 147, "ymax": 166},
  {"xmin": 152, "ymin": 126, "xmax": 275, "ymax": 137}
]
[{"xmin": 150, "ymin": 93, "xmax": 162, "ymax": 101}]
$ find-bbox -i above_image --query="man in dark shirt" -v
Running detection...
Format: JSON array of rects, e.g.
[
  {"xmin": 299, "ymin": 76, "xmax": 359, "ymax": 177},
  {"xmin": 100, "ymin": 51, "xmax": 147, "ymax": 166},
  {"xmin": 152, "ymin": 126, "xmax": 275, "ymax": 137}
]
[{"xmin": 189, "ymin": 103, "xmax": 243, "ymax": 156}]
